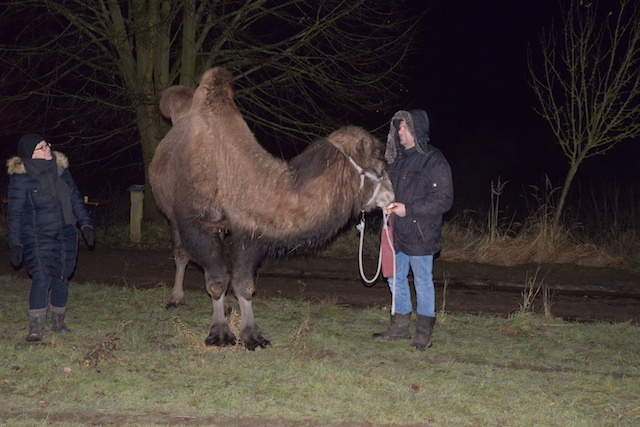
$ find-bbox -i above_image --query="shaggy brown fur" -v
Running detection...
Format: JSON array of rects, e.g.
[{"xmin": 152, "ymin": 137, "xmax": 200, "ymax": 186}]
[{"xmin": 149, "ymin": 67, "xmax": 393, "ymax": 350}]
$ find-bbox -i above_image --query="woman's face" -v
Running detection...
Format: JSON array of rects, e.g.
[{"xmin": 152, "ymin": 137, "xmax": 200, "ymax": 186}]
[{"xmin": 31, "ymin": 140, "xmax": 53, "ymax": 161}]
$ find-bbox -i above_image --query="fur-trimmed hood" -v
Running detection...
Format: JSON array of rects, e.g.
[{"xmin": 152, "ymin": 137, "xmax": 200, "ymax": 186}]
[
  {"xmin": 6, "ymin": 152, "xmax": 69, "ymax": 175},
  {"xmin": 384, "ymin": 109, "xmax": 431, "ymax": 164}
]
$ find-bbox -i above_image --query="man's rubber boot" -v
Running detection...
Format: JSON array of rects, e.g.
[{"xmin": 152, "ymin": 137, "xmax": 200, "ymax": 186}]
[
  {"xmin": 410, "ymin": 315, "xmax": 435, "ymax": 351},
  {"xmin": 372, "ymin": 313, "xmax": 411, "ymax": 340}
]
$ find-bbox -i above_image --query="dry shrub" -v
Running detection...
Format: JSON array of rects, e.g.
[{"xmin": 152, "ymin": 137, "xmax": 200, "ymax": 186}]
[
  {"xmin": 441, "ymin": 178, "xmax": 632, "ymax": 268},
  {"xmin": 290, "ymin": 302, "xmax": 312, "ymax": 356},
  {"xmin": 439, "ymin": 216, "xmax": 485, "ymax": 262},
  {"xmin": 442, "ymin": 204, "xmax": 627, "ymax": 267},
  {"xmin": 443, "ymin": 220, "xmax": 620, "ymax": 267},
  {"xmin": 83, "ymin": 321, "xmax": 132, "ymax": 367},
  {"xmin": 173, "ymin": 317, "xmax": 208, "ymax": 351},
  {"xmin": 593, "ymin": 228, "xmax": 640, "ymax": 267}
]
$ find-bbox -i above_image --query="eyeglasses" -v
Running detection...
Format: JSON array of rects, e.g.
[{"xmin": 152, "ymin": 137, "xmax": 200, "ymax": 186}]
[{"xmin": 34, "ymin": 142, "xmax": 52, "ymax": 151}]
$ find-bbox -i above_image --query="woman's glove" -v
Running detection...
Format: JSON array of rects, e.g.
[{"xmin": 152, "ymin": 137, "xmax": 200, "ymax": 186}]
[
  {"xmin": 82, "ymin": 225, "xmax": 95, "ymax": 247},
  {"xmin": 10, "ymin": 245, "xmax": 23, "ymax": 266}
]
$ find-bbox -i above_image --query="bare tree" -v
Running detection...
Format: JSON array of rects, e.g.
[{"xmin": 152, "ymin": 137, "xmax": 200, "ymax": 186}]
[
  {"xmin": 0, "ymin": 0, "xmax": 422, "ymax": 216},
  {"xmin": 528, "ymin": 0, "xmax": 640, "ymax": 227}
]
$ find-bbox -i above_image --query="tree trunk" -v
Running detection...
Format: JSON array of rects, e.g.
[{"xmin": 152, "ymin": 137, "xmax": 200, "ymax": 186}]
[
  {"xmin": 553, "ymin": 163, "xmax": 579, "ymax": 229},
  {"xmin": 135, "ymin": 102, "xmax": 166, "ymax": 223}
]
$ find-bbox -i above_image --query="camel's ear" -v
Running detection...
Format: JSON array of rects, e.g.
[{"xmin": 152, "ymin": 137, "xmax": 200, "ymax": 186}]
[
  {"xmin": 357, "ymin": 133, "xmax": 375, "ymax": 156},
  {"xmin": 160, "ymin": 85, "xmax": 194, "ymax": 124}
]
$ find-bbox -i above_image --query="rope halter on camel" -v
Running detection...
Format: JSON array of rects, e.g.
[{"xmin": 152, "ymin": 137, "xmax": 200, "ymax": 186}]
[
  {"xmin": 328, "ymin": 141, "xmax": 384, "ymax": 207},
  {"xmin": 343, "ymin": 155, "xmax": 384, "ymax": 207}
]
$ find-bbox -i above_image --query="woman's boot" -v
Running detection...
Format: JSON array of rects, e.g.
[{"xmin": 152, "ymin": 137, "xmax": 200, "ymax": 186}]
[
  {"xmin": 372, "ymin": 313, "xmax": 411, "ymax": 339},
  {"xmin": 50, "ymin": 306, "xmax": 71, "ymax": 334},
  {"xmin": 411, "ymin": 315, "xmax": 435, "ymax": 351},
  {"xmin": 26, "ymin": 309, "xmax": 47, "ymax": 342}
]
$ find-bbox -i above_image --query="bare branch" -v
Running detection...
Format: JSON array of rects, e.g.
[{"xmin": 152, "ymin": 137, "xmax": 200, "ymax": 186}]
[
  {"xmin": 528, "ymin": 0, "xmax": 640, "ymax": 225},
  {"xmin": 0, "ymin": 0, "xmax": 422, "ymax": 213}
]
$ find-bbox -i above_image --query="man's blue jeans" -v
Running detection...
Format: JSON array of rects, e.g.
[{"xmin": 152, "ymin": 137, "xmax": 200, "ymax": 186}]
[{"xmin": 387, "ymin": 252, "xmax": 435, "ymax": 317}]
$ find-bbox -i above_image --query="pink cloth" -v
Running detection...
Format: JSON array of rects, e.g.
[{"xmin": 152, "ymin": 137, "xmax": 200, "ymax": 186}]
[{"xmin": 381, "ymin": 215, "xmax": 395, "ymax": 278}]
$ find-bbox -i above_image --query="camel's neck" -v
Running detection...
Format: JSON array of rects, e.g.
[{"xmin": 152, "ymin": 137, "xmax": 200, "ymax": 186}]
[{"xmin": 222, "ymin": 144, "xmax": 365, "ymax": 242}]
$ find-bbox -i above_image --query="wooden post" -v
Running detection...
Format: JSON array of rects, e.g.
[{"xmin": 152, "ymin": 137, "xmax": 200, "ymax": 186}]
[{"xmin": 128, "ymin": 185, "xmax": 147, "ymax": 243}]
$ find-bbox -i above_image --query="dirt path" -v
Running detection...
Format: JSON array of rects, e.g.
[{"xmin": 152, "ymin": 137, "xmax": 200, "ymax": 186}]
[{"xmin": 1, "ymin": 247, "xmax": 638, "ymax": 323}]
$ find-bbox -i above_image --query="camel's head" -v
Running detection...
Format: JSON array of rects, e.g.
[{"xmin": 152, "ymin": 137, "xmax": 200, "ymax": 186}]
[
  {"xmin": 372, "ymin": 170, "xmax": 394, "ymax": 210},
  {"xmin": 160, "ymin": 85, "xmax": 194, "ymax": 124},
  {"xmin": 361, "ymin": 168, "xmax": 394, "ymax": 211},
  {"xmin": 328, "ymin": 126, "xmax": 394, "ymax": 211}
]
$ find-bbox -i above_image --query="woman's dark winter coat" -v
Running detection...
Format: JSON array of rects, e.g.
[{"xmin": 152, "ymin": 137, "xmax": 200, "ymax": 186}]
[
  {"xmin": 385, "ymin": 110, "xmax": 454, "ymax": 256},
  {"xmin": 6, "ymin": 152, "xmax": 92, "ymax": 279}
]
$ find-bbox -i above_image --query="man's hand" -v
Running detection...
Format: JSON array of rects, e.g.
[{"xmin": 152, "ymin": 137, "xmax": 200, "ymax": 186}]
[{"xmin": 385, "ymin": 202, "xmax": 407, "ymax": 217}]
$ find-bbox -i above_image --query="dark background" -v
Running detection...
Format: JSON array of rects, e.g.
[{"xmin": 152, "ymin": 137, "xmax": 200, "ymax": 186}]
[
  {"xmin": 2, "ymin": 0, "xmax": 637, "ymax": 214},
  {"xmin": 404, "ymin": 0, "xmax": 639, "ymax": 212}
]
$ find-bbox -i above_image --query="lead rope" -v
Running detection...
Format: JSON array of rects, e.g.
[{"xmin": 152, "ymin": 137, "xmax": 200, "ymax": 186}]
[{"xmin": 357, "ymin": 211, "xmax": 397, "ymax": 315}]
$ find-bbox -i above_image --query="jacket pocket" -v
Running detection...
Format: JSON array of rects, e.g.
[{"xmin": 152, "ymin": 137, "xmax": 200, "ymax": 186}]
[{"xmin": 415, "ymin": 221, "xmax": 427, "ymax": 242}]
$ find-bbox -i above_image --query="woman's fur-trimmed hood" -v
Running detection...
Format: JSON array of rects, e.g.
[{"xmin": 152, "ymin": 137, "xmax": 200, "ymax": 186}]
[
  {"xmin": 384, "ymin": 109, "xmax": 431, "ymax": 164},
  {"xmin": 7, "ymin": 152, "xmax": 69, "ymax": 175}
]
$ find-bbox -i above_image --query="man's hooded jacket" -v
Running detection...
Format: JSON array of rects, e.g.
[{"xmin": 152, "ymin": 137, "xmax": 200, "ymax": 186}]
[{"xmin": 385, "ymin": 109, "xmax": 453, "ymax": 256}]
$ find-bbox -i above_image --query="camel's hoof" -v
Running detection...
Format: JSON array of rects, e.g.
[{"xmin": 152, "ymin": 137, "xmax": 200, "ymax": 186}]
[
  {"xmin": 204, "ymin": 326, "xmax": 237, "ymax": 347},
  {"xmin": 205, "ymin": 335, "xmax": 237, "ymax": 347},
  {"xmin": 244, "ymin": 338, "xmax": 272, "ymax": 351}
]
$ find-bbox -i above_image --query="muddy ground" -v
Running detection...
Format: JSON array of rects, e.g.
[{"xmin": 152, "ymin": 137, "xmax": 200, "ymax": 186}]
[{"xmin": 1, "ymin": 246, "xmax": 637, "ymax": 323}]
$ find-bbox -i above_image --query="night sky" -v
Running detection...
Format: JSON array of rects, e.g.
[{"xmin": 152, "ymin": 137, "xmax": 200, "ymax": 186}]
[{"xmin": 405, "ymin": 0, "xmax": 639, "ymax": 208}]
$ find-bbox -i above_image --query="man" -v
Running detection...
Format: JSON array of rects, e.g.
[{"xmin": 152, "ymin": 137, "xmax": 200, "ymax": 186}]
[{"xmin": 373, "ymin": 109, "xmax": 453, "ymax": 350}]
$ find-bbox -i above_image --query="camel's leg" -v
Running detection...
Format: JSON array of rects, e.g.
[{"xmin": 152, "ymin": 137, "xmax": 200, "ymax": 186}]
[
  {"xmin": 230, "ymin": 236, "xmax": 271, "ymax": 350},
  {"xmin": 204, "ymin": 268, "xmax": 236, "ymax": 347},
  {"xmin": 236, "ymin": 295, "xmax": 270, "ymax": 350},
  {"xmin": 166, "ymin": 245, "xmax": 189, "ymax": 309},
  {"xmin": 174, "ymin": 219, "xmax": 234, "ymax": 347},
  {"xmin": 198, "ymin": 234, "xmax": 235, "ymax": 347}
]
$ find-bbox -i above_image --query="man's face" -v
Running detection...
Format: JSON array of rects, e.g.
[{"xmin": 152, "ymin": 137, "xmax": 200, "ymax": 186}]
[{"xmin": 398, "ymin": 120, "xmax": 415, "ymax": 149}]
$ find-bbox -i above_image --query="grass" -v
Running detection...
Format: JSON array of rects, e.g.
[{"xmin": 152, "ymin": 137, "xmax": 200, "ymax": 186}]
[
  {"xmin": 0, "ymin": 180, "xmax": 637, "ymax": 425},
  {"xmin": 1, "ymin": 276, "xmax": 638, "ymax": 426}
]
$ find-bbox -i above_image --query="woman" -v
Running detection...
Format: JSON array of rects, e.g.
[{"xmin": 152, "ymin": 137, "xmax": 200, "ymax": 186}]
[{"xmin": 7, "ymin": 134, "xmax": 95, "ymax": 342}]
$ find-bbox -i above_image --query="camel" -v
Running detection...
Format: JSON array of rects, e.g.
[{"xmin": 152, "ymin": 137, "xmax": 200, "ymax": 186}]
[{"xmin": 149, "ymin": 67, "xmax": 393, "ymax": 350}]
